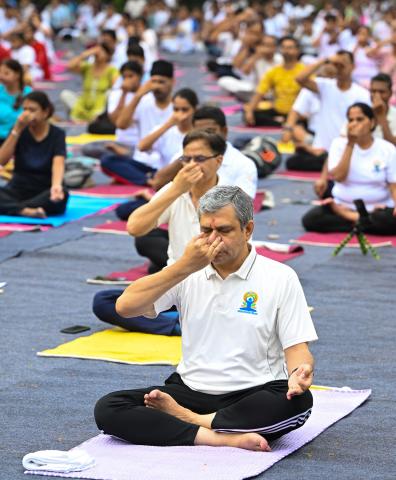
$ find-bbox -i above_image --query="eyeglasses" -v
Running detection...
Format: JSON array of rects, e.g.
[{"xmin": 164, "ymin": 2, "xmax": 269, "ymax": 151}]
[{"xmin": 178, "ymin": 154, "xmax": 219, "ymax": 163}]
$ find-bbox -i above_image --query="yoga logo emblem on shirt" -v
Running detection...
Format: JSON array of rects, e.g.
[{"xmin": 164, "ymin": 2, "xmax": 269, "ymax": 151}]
[
  {"xmin": 372, "ymin": 159, "xmax": 385, "ymax": 173},
  {"xmin": 238, "ymin": 291, "xmax": 258, "ymax": 315}
]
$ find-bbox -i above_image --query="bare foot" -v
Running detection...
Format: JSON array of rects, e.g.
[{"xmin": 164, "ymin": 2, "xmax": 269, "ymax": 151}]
[
  {"xmin": 195, "ymin": 427, "xmax": 271, "ymax": 452},
  {"xmin": 144, "ymin": 390, "xmax": 196, "ymax": 424},
  {"xmin": 20, "ymin": 207, "xmax": 46, "ymax": 218}
]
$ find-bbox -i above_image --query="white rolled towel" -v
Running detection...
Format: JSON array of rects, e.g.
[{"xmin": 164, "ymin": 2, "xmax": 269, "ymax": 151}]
[{"xmin": 22, "ymin": 448, "xmax": 95, "ymax": 473}]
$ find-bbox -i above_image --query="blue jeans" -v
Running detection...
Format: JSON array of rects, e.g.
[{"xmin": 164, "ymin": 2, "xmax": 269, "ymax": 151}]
[
  {"xmin": 92, "ymin": 289, "xmax": 180, "ymax": 336},
  {"xmin": 101, "ymin": 154, "xmax": 156, "ymax": 185}
]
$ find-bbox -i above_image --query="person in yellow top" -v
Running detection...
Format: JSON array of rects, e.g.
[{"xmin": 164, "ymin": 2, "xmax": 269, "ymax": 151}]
[
  {"xmin": 244, "ymin": 36, "xmax": 305, "ymax": 126},
  {"xmin": 60, "ymin": 44, "xmax": 119, "ymax": 122}
]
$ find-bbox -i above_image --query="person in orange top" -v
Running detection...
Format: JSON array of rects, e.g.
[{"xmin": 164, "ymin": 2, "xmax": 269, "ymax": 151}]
[{"xmin": 244, "ymin": 36, "xmax": 305, "ymax": 127}]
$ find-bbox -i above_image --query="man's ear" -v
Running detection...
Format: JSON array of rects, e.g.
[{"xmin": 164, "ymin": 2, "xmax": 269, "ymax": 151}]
[{"xmin": 245, "ymin": 220, "xmax": 254, "ymax": 240}]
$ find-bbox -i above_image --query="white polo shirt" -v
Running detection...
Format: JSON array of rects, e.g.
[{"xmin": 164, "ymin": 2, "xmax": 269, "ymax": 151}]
[
  {"xmin": 220, "ymin": 142, "xmax": 258, "ymax": 199},
  {"xmin": 155, "ymin": 185, "xmax": 199, "ymax": 265},
  {"xmin": 153, "ymin": 247, "xmax": 318, "ymax": 395}
]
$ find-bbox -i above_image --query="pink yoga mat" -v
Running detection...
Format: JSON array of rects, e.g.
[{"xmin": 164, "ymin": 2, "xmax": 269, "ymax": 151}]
[
  {"xmin": 71, "ymin": 185, "xmax": 152, "ymax": 198},
  {"xmin": 52, "ymin": 74, "xmax": 73, "ymax": 82},
  {"xmin": 207, "ymin": 95, "xmax": 236, "ymax": 102},
  {"xmin": 108, "ymin": 263, "xmax": 149, "ymax": 281},
  {"xmin": 203, "ymin": 85, "xmax": 222, "ymax": 92},
  {"xmin": 272, "ymin": 170, "xmax": 321, "ymax": 182},
  {"xmin": 33, "ymin": 82, "xmax": 57, "ymax": 90},
  {"xmin": 83, "ymin": 220, "xmax": 128, "ymax": 235},
  {"xmin": 24, "ymin": 388, "xmax": 371, "ymax": 480},
  {"xmin": 293, "ymin": 232, "xmax": 396, "ymax": 248},
  {"xmin": 0, "ymin": 230, "xmax": 11, "ymax": 238},
  {"xmin": 229, "ymin": 125, "xmax": 282, "ymax": 134},
  {"xmin": 0, "ymin": 223, "xmax": 41, "ymax": 232},
  {"xmin": 256, "ymin": 246, "xmax": 303, "ymax": 263},
  {"xmin": 221, "ymin": 105, "xmax": 243, "ymax": 115}
]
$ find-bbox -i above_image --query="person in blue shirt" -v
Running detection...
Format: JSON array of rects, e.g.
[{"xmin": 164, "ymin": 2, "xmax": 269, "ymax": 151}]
[
  {"xmin": 0, "ymin": 91, "xmax": 68, "ymax": 218},
  {"xmin": 0, "ymin": 59, "xmax": 32, "ymax": 144}
]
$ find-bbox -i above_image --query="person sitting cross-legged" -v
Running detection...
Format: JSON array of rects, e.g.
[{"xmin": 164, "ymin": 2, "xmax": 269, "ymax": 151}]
[
  {"xmin": 0, "ymin": 91, "xmax": 68, "ymax": 217},
  {"xmin": 302, "ymin": 103, "xmax": 396, "ymax": 234},
  {"xmin": 92, "ymin": 130, "xmax": 227, "ymax": 336},
  {"xmin": 94, "ymin": 185, "xmax": 317, "ymax": 450}
]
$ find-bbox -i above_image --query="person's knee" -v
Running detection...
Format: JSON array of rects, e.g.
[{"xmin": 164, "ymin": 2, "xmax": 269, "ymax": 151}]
[
  {"xmin": 94, "ymin": 393, "xmax": 118, "ymax": 432},
  {"xmin": 100, "ymin": 154, "xmax": 115, "ymax": 171},
  {"xmin": 92, "ymin": 289, "xmax": 121, "ymax": 321},
  {"xmin": 302, "ymin": 208, "xmax": 318, "ymax": 231}
]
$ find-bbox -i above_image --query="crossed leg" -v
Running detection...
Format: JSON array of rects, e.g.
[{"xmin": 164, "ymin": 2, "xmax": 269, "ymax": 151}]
[{"xmin": 144, "ymin": 389, "xmax": 270, "ymax": 451}]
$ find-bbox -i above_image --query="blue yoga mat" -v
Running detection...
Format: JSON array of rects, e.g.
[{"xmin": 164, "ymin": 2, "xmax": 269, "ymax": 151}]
[{"xmin": 0, "ymin": 195, "xmax": 122, "ymax": 227}]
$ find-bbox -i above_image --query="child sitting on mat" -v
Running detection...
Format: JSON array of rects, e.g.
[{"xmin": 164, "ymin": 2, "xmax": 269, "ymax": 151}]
[{"xmin": 0, "ymin": 91, "xmax": 68, "ymax": 218}]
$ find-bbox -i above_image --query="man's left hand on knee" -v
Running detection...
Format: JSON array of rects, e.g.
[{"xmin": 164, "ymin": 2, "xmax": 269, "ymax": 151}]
[{"xmin": 286, "ymin": 363, "xmax": 314, "ymax": 400}]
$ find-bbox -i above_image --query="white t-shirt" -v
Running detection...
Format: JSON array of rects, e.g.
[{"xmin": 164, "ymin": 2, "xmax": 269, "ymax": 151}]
[
  {"xmin": 219, "ymin": 142, "xmax": 258, "ymax": 199},
  {"xmin": 153, "ymin": 247, "xmax": 318, "ymax": 394},
  {"xmin": 374, "ymin": 106, "xmax": 396, "ymax": 139},
  {"xmin": 153, "ymin": 125, "xmax": 185, "ymax": 166},
  {"xmin": 318, "ymin": 32, "xmax": 340, "ymax": 58},
  {"xmin": 107, "ymin": 89, "xmax": 139, "ymax": 146},
  {"xmin": 132, "ymin": 93, "xmax": 173, "ymax": 168},
  {"xmin": 352, "ymin": 46, "xmax": 379, "ymax": 86},
  {"xmin": 292, "ymin": 88, "xmax": 321, "ymax": 132},
  {"xmin": 11, "ymin": 45, "xmax": 43, "ymax": 80},
  {"xmin": 328, "ymin": 137, "xmax": 396, "ymax": 211},
  {"xmin": 313, "ymin": 78, "xmax": 371, "ymax": 150}
]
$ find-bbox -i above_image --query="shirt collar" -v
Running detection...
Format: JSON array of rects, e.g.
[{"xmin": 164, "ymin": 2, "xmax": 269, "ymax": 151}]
[{"xmin": 205, "ymin": 245, "xmax": 257, "ymax": 280}]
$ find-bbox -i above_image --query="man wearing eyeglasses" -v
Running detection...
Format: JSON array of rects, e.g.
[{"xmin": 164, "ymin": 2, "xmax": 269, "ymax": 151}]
[{"xmin": 92, "ymin": 130, "xmax": 227, "ymax": 336}]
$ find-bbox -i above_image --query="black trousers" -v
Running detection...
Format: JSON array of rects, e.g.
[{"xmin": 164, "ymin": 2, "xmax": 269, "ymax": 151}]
[
  {"xmin": 0, "ymin": 184, "xmax": 69, "ymax": 216},
  {"xmin": 286, "ymin": 151, "xmax": 327, "ymax": 172},
  {"xmin": 94, "ymin": 373, "xmax": 313, "ymax": 447},
  {"xmin": 135, "ymin": 228, "xmax": 169, "ymax": 273},
  {"xmin": 252, "ymin": 109, "xmax": 286, "ymax": 127},
  {"xmin": 303, "ymin": 205, "xmax": 396, "ymax": 235}
]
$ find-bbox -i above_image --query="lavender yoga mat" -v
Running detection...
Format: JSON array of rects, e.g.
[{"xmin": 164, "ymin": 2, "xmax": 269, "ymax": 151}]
[{"xmin": 24, "ymin": 387, "xmax": 370, "ymax": 480}]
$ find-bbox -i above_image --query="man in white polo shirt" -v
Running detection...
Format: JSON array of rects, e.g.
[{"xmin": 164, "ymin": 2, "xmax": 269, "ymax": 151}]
[
  {"xmin": 95, "ymin": 185, "xmax": 317, "ymax": 451},
  {"xmin": 92, "ymin": 130, "xmax": 227, "ymax": 335}
]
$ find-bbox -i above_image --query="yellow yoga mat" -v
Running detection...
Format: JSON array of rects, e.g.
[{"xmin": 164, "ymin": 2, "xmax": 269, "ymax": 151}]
[
  {"xmin": 38, "ymin": 328, "xmax": 182, "ymax": 365},
  {"xmin": 277, "ymin": 141, "xmax": 295, "ymax": 154},
  {"xmin": 66, "ymin": 133, "xmax": 116, "ymax": 145}
]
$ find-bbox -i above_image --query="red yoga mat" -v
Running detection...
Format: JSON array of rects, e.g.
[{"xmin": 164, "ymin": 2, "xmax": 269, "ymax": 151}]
[
  {"xmin": 293, "ymin": 232, "xmax": 396, "ymax": 248},
  {"xmin": 271, "ymin": 170, "xmax": 321, "ymax": 182},
  {"xmin": 0, "ymin": 230, "xmax": 11, "ymax": 238}
]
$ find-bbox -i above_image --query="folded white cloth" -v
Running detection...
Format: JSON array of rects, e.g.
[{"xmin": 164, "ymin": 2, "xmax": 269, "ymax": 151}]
[
  {"xmin": 22, "ymin": 448, "xmax": 95, "ymax": 473},
  {"xmin": 251, "ymin": 240, "xmax": 302, "ymax": 253}
]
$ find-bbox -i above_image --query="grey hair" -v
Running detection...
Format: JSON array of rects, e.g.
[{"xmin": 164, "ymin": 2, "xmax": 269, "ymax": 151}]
[{"xmin": 198, "ymin": 185, "xmax": 253, "ymax": 228}]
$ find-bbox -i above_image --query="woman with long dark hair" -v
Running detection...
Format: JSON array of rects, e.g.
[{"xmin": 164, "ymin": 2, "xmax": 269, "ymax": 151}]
[
  {"xmin": 302, "ymin": 102, "xmax": 396, "ymax": 235},
  {"xmin": 0, "ymin": 91, "xmax": 68, "ymax": 218},
  {"xmin": 0, "ymin": 59, "xmax": 32, "ymax": 145}
]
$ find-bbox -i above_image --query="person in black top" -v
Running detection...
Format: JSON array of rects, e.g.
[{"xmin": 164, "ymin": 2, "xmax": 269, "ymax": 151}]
[{"xmin": 0, "ymin": 91, "xmax": 68, "ymax": 217}]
